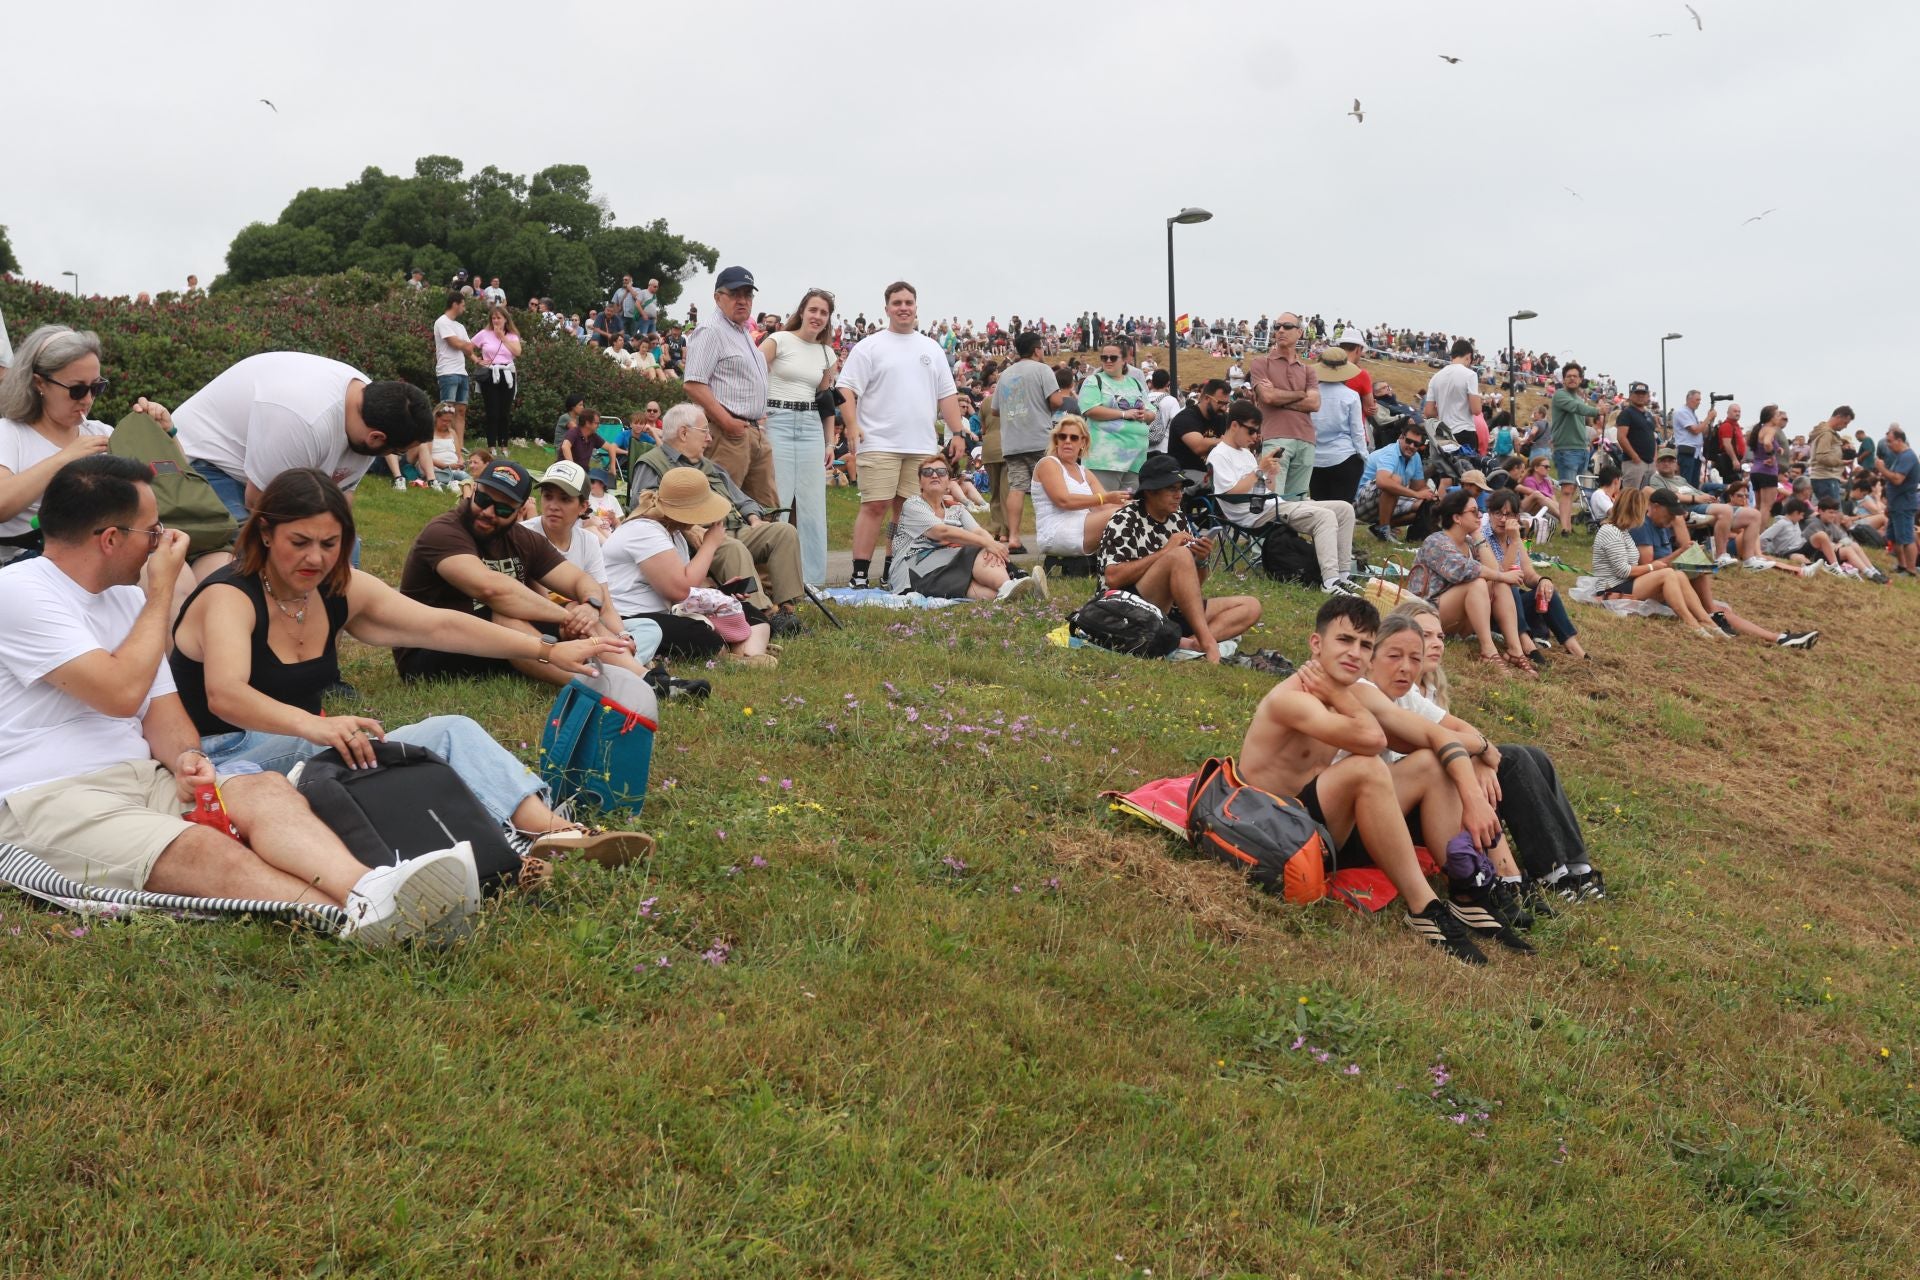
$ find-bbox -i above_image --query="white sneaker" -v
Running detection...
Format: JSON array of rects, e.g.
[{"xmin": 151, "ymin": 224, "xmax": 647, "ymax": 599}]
[
  {"xmin": 1819, "ymin": 560, "xmax": 1847, "ymax": 577},
  {"xmin": 392, "ymin": 477, "xmax": 407, "ymax": 491},
  {"xmin": 1714, "ymin": 552, "xmax": 1739, "ymax": 568},
  {"xmin": 1026, "ymin": 564, "xmax": 1050, "ymax": 599},
  {"xmin": 998, "ymin": 575, "xmax": 1038, "ymax": 602},
  {"xmin": 339, "ymin": 846, "xmax": 479, "ymax": 948},
  {"xmin": 1800, "ymin": 562, "xmax": 1820, "ymax": 578},
  {"xmin": 1743, "ymin": 557, "xmax": 1772, "ymax": 571}
]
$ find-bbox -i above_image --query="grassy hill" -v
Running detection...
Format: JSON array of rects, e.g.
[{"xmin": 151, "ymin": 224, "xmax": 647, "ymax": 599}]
[{"xmin": 3, "ymin": 449, "xmax": 1916, "ymax": 1272}]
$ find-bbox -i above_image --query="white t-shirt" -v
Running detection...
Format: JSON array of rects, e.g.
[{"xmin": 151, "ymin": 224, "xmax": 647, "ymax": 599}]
[
  {"xmin": 482, "ymin": 286, "xmax": 506, "ymax": 304},
  {"xmin": 0, "ymin": 417, "xmax": 114, "ymax": 536},
  {"xmin": 1333, "ymin": 678, "xmax": 1447, "ymax": 766},
  {"xmin": 1209, "ymin": 441, "xmax": 1267, "ymax": 528},
  {"xmin": 1589, "ymin": 487, "xmax": 1616, "ymax": 523},
  {"xmin": 172, "ymin": 352, "xmax": 376, "ymax": 493},
  {"xmin": 433, "ymin": 314, "xmax": 469, "ymax": 377},
  {"xmin": 0, "ymin": 558, "xmax": 175, "ymax": 801},
  {"xmin": 834, "ymin": 329, "xmax": 954, "ymax": 455},
  {"xmin": 521, "ymin": 517, "xmax": 607, "ymax": 584},
  {"xmin": 603, "ymin": 517, "xmax": 687, "ymax": 616},
  {"xmin": 765, "ymin": 331, "xmax": 836, "ymax": 403},
  {"xmin": 1427, "ymin": 362, "xmax": 1478, "ymax": 431}
]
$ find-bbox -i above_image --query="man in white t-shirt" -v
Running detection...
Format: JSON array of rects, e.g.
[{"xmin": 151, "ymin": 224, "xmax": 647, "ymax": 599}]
[
  {"xmin": 172, "ymin": 351, "xmax": 434, "ymax": 521},
  {"xmin": 0, "ymin": 455, "xmax": 476, "ymax": 943},
  {"xmin": 483, "ymin": 277, "xmax": 506, "ymax": 305},
  {"xmin": 1212, "ymin": 402, "xmax": 1361, "ymax": 592},
  {"xmin": 835, "ymin": 281, "xmax": 971, "ymax": 588},
  {"xmin": 432, "ymin": 293, "xmax": 478, "ymax": 452},
  {"xmin": 1422, "ymin": 341, "xmax": 1482, "ymax": 448}
]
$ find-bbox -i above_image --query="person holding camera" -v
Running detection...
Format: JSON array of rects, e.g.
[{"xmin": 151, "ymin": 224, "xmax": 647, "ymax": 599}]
[
  {"xmin": 1670, "ymin": 390, "xmax": 1717, "ymax": 488},
  {"xmin": 758, "ymin": 289, "xmax": 839, "ymax": 590}
]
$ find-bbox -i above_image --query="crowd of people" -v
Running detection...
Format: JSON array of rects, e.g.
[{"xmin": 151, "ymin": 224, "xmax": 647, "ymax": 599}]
[{"xmin": 0, "ymin": 262, "xmax": 1909, "ymax": 965}]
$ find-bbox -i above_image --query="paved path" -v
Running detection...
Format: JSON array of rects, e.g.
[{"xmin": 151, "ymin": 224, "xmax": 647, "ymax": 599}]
[{"xmin": 821, "ymin": 547, "xmax": 1048, "ymax": 588}]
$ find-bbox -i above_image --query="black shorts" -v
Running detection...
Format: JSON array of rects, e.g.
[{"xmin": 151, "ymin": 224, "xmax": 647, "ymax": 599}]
[
  {"xmin": 1752, "ymin": 473, "xmax": 1779, "ymax": 492},
  {"xmin": 1595, "ymin": 579, "xmax": 1634, "ymax": 598},
  {"xmin": 908, "ymin": 546, "xmax": 983, "ymax": 599},
  {"xmin": 396, "ymin": 648, "xmax": 516, "ymax": 683},
  {"xmin": 1297, "ymin": 777, "xmax": 1375, "ymax": 869}
]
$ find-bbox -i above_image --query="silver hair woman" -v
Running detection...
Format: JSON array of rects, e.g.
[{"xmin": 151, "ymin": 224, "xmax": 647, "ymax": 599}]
[{"xmin": 0, "ymin": 325, "xmax": 115, "ymax": 549}]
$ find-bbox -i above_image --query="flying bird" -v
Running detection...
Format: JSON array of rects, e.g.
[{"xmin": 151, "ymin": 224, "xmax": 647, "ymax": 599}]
[
  {"xmin": 1741, "ymin": 208, "xmax": 1778, "ymax": 225},
  {"xmin": 259, "ymin": 98, "xmax": 277, "ymax": 113},
  {"xmin": 1564, "ymin": 187, "xmax": 1583, "ymax": 200},
  {"xmin": 1649, "ymin": 32, "xmax": 1673, "ymax": 38},
  {"xmin": 1349, "ymin": 99, "xmax": 1364, "ymax": 123},
  {"xmin": 1438, "ymin": 55, "xmax": 1462, "ymax": 64},
  {"xmin": 1686, "ymin": 4, "xmax": 1703, "ymax": 30}
]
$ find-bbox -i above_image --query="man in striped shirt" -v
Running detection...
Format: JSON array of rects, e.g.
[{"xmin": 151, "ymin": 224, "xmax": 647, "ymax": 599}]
[{"xmin": 683, "ymin": 266, "xmax": 778, "ymax": 511}]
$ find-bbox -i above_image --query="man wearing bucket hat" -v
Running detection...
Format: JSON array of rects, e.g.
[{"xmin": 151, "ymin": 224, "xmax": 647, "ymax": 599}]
[{"xmin": 394, "ymin": 459, "xmax": 647, "ymax": 684}]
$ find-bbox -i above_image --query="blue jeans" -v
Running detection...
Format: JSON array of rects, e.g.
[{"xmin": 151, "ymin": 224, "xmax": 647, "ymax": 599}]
[
  {"xmin": 1513, "ymin": 585, "xmax": 1579, "ymax": 647},
  {"xmin": 1678, "ymin": 446, "xmax": 1701, "ymax": 488},
  {"xmin": 1552, "ymin": 448, "xmax": 1587, "ymax": 484},
  {"xmin": 1811, "ymin": 478, "xmax": 1844, "ymax": 505},
  {"xmin": 764, "ymin": 405, "xmax": 829, "ymax": 587},
  {"xmin": 199, "ymin": 714, "xmax": 546, "ymax": 828},
  {"xmin": 437, "ymin": 374, "xmax": 471, "ymax": 405}
]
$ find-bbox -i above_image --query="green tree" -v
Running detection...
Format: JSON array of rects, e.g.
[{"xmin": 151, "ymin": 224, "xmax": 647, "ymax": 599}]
[{"xmin": 0, "ymin": 224, "xmax": 18, "ymax": 275}]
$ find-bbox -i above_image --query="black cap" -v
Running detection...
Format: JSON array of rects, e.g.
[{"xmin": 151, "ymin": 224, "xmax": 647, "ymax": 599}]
[
  {"xmin": 1628, "ymin": 381, "xmax": 1650, "ymax": 393},
  {"xmin": 715, "ymin": 265, "xmax": 756, "ymax": 292},
  {"xmin": 1136, "ymin": 454, "xmax": 1185, "ymax": 492},
  {"xmin": 472, "ymin": 459, "xmax": 532, "ymax": 506}
]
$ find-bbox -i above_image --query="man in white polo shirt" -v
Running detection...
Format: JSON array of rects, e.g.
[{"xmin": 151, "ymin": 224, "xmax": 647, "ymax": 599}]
[
  {"xmin": 836, "ymin": 280, "xmax": 972, "ymax": 588},
  {"xmin": 172, "ymin": 351, "xmax": 434, "ymax": 521}
]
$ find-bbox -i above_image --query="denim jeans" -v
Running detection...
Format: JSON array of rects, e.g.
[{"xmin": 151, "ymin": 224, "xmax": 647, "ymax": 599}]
[
  {"xmin": 1512, "ymin": 585, "xmax": 1579, "ymax": 647},
  {"xmin": 1811, "ymin": 478, "xmax": 1844, "ymax": 505},
  {"xmin": 764, "ymin": 405, "xmax": 829, "ymax": 587},
  {"xmin": 1495, "ymin": 745, "xmax": 1588, "ymax": 880},
  {"xmin": 199, "ymin": 713, "xmax": 546, "ymax": 828}
]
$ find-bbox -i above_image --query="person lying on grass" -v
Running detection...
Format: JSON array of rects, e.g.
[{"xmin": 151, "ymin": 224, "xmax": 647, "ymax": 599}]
[
  {"xmin": 1095, "ymin": 453, "xmax": 1261, "ymax": 664},
  {"xmin": 0, "ymin": 456, "xmax": 476, "ymax": 945},
  {"xmin": 1236, "ymin": 595, "xmax": 1522, "ymax": 966},
  {"xmin": 1380, "ymin": 603, "xmax": 1604, "ymax": 907},
  {"xmin": 169, "ymin": 467, "xmax": 653, "ymax": 868},
  {"xmin": 1636, "ymin": 490, "xmax": 1820, "ymax": 648}
]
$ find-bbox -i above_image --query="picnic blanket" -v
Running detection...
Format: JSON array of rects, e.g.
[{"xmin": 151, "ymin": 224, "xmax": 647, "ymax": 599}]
[
  {"xmin": 816, "ymin": 587, "xmax": 970, "ymax": 610},
  {"xmin": 0, "ymin": 843, "xmax": 348, "ymax": 929},
  {"xmin": 1103, "ymin": 774, "xmax": 1439, "ymax": 913},
  {"xmin": 1569, "ymin": 575, "xmax": 1676, "ymax": 618}
]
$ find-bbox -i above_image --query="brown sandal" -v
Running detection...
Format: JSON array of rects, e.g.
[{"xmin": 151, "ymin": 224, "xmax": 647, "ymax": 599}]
[{"xmin": 1505, "ymin": 654, "xmax": 1540, "ymax": 677}]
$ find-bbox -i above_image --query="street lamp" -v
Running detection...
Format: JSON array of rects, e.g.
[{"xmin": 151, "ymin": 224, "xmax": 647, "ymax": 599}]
[
  {"xmin": 61, "ymin": 271, "xmax": 78, "ymax": 296},
  {"xmin": 1660, "ymin": 332, "xmax": 1683, "ymax": 428},
  {"xmin": 1166, "ymin": 207, "xmax": 1212, "ymax": 391},
  {"xmin": 1507, "ymin": 310, "xmax": 1537, "ymax": 433}
]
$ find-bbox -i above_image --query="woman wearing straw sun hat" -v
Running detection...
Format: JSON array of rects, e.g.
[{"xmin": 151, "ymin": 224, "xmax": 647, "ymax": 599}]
[
  {"xmin": 602, "ymin": 467, "xmax": 777, "ymax": 667},
  {"xmin": 1308, "ymin": 346, "xmax": 1372, "ymax": 505}
]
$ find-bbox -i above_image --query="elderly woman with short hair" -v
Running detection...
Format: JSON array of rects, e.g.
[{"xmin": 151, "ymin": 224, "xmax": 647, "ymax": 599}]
[{"xmin": 888, "ymin": 456, "xmax": 1046, "ymax": 602}]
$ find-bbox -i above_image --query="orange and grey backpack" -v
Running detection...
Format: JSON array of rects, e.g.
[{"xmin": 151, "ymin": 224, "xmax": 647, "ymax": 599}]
[{"xmin": 1185, "ymin": 757, "xmax": 1333, "ymax": 904}]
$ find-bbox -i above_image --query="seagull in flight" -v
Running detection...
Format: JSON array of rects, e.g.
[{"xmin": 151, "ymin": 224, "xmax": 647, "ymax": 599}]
[
  {"xmin": 1741, "ymin": 208, "xmax": 1778, "ymax": 225},
  {"xmin": 1649, "ymin": 32, "xmax": 1673, "ymax": 38},
  {"xmin": 1438, "ymin": 54, "xmax": 1462, "ymax": 64},
  {"xmin": 1564, "ymin": 186, "xmax": 1583, "ymax": 200},
  {"xmin": 1349, "ymin": 99, "xmax": 1365, "ymax": 124},
  {"xmin": 259, "ymin": 98, "xmax": 277, "ymax": 113},
  {"xmin": 1686, "ymin": 4, "xmax": 1703, "ymax": 30}
]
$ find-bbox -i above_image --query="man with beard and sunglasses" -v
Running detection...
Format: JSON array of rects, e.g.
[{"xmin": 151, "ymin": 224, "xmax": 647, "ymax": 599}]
[
  {"xmin": 172, "ymin": 351, "xmax": 434, "ymax": 522},
  {"xmin": 393, "ymin": 459, "xmax": 645, "ymax": 684}
]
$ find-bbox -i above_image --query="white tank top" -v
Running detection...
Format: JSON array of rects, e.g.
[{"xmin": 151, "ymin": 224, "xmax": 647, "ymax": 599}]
[
  {"xmin": 1032, "ymin": 456, "xmax": 1094, "ymax": 554},
  {"xmin": 766, "ymin": 330, "xmax": 836, "ymax": 402}
]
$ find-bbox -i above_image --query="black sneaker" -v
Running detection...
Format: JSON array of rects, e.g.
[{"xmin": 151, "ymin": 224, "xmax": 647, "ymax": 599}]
[
  {"xmin": 1775, "ymin": 630, "xmax": 1819, "ymax": 649},
  {"xmin": 768, "ymin": 611, "xmax": 804, "ymax": 638},
  {"xmin": 1554, "ymin": 870, "xmax": 1603, "ymax": 902},
  {"xmin": 1446, "ymin": 892, "xmax": 1537, "ymax": 954},
  {"xmin": 847, "ymin": 572, "xmax": 870, "ymax": 590},
  {"xmin": 1369, "ymin": 523, "xmax": 1400, "ymax": 543},
  {"xmin": 1519, "ymin": 878, "xmax": 1559, "ymax": 921},
  {"xmin": 1488, "ymin": 879, "xmax": 1536, "ymax": 931},
  {"xmin": 644, "ymin": 666, "xmax": 711, "ymax": 700},
  {"xmin": 1403, "ymin": 898, "xmax": 1488, "ymax": 965},
  {"xmin": 1709, "ymin": 610, "xmax": 1739, "ymax": 638},
  {"xmin": 1576, "ymin": 869, "xmax": 1607, "ymax": 902}
]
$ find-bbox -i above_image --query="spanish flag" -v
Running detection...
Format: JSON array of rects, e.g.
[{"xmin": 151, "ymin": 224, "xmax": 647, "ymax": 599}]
[{"xmin": 1175, "ymin": 314, "xmax": 1191, "ymax": 335}]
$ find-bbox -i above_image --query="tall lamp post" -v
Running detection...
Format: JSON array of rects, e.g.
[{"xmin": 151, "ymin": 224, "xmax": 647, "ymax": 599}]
[
  {"xmin": 60, "ymin": 271, "xmax": 79, "ymax": 297},
  {"xmin": 1507, "ymin": 309, "xmax": 1538, "ymax": 430},
  {"xmin": 1166, "ymin": 207, "xmax": 1213, "ymax": 392},
  {"xmin": 1660, "ymin": 332, "xmax": 1683, "ymax": 429}
]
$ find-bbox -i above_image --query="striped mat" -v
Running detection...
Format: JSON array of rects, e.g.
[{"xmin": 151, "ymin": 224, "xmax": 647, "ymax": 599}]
[{"xmin": 0, "ymin": 843, "xmax": 347, "ymax": 930}]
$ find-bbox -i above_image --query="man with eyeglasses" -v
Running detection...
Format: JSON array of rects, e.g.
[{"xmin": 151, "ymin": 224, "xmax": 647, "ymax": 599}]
[
  {"xmin": 0, "ymin": 455, "xmax": 479, "ymax": 945},
  {"xmin": 394, "ymin": 459, "xmax": 647, "ymax": 684},
  {"xmin": 683, "ymin": 266, "xmax": 778, "ymax": 512},
  {"xmin": 1245, "ymin": 311, "xmax": 1321, "ymax": 501},
  {"xmin": 1169, "ymin": 378, "xmax": 1232, "ymax": 486},
  {"xmin": 1355, "ymin": 423, "xmax": 1438, "ymax": 542}
]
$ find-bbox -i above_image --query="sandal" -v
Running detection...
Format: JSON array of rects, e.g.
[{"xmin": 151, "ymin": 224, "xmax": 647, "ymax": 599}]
[
  {"xmin": 1471, "ymin": 650, "xmax": 1508, "ymax": 670},
  {"xmin": 1505, "ymin": 654, "xmax": 1540, "ymax": 677},
  {"xmin": 527, "ymin": 828, "xmax": 658, "ymax": 869}
]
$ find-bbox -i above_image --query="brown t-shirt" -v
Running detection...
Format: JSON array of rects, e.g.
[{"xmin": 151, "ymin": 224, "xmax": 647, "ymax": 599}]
[
  {"xmin": 1244, "ymin": 351, "xmax": 1318, "ymax": 443},
  {"xmin": 395, "ymin": 508, "xmax": 565, "ymax": 665}
]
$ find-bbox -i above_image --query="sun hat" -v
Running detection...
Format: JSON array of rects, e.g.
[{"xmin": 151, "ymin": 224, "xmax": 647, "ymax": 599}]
[
  {"xmin": 587, "ymin": 469, "xmax": 614, "ymax": 489},
  {"xmin": 651, "ymin": 467, "xmax": 732, "ymax": 525},
  {"xmin": 1335, "ymin": 328, "xmax": 1368, "ymax": 349},
  {"xmin": 472, "ymin": 459, "xmax": 533, "ymax": 506},
  {"xmin": 1135, "ymin": 454, "xmax": 1185, "ymax": 492},
  {"xmin": 536, "ymin": 461, "xmax": 587, "ymax": 498},
  {"xmin": 1313, "ymin": 349, "xmax": 1362, "ymax": 382},
  {"xmin": 1458, "ymin": 469, "xmax": 1490, "ymax": 489}
]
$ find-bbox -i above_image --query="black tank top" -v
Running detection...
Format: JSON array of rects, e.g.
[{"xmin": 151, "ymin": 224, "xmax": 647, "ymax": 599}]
[{"xmin": 170, "ymin": 565, "xmax": 350, "ymax": 736}]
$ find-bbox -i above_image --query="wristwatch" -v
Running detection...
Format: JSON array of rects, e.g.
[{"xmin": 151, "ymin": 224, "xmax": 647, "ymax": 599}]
[
  {"xmin": 537, "ymin": 636, "xmax": 556, "ymax": 665},
  {"xmin": 585, "ymin": 596, "xmax": 604, "ymax": 611}
]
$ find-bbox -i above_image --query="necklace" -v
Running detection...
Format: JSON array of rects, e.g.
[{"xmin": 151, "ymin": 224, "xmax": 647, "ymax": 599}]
[{"xmin": 262, "ymin": 575, "xmax": 312, "ymax": 625}]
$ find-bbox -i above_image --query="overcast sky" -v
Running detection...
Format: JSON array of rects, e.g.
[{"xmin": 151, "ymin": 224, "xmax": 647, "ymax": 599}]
[{"xmin": 9, "ymin": 0, "xmax": 1915, "ymax": 430}]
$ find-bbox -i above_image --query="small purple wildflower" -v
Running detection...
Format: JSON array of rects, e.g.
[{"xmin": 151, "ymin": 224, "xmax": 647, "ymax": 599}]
[
  {"xmin": 1344, "ymin": 1063, "xmax": 1362, "ymax": 1076},
  {"xmin": 941, "ymin": 854, "xmax": 968, "ymax": 873},
  {"xmin": 701, "ymin": 939, "xmax": 732, "ymax": 966},
  {"xmin": 750, "ymin": 855, "xmax": 768, "ymax": 869},
  {"xmin": 638, "ymin": 896, "xmax": 658, "ymax": 918},
  {"xmin": 655, "ymin": 955, "xmax": 673, "ymax": 968},
  {"xmin": 779, "ymin": 778, "xmax": 793, "ymax": 790}
]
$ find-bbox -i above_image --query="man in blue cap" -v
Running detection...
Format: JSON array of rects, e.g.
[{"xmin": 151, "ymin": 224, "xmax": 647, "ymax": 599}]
[{"xmin": 683, "ymin": 266, "xmax": 777, "ymax": 511}]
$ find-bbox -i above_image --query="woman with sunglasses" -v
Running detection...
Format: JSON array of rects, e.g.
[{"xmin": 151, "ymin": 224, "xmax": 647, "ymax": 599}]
[
  {"xmin": 0, "ymin": 325, "xmax": 167, "ymax": 561},
  {"xmin": 759, "ymin": 289, "xmax": 839, "ymax": 589},
  {"xmin": 1031, "ymin": 414, "xmax": 1127, "ymax": 557},
  {"xmin": 889, "ymin": 456, "xmax": 1045, "ymax": 602}
]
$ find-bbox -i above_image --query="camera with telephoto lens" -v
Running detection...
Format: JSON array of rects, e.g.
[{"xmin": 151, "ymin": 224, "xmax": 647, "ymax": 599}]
[{"xmin": 1709, "ymin": 392, "xmax": 1734, "ymax": 405}]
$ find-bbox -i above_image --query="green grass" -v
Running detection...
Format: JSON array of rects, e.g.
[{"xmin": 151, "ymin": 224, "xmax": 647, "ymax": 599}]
[{"xmin": 3, "ymin": 466, "xmax": 1918, "ymax": 1278}]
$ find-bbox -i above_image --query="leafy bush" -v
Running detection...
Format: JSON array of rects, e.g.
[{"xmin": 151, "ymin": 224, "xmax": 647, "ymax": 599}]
[{"xmin": 0, "ymin": 272, "xmax": 685, "ymax": 439}]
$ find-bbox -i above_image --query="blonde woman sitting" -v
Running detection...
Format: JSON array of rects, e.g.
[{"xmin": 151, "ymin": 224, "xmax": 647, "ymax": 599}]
[{"xmin": 1031, "ymin": 414, "xmax": 1129, "ymax": 556}]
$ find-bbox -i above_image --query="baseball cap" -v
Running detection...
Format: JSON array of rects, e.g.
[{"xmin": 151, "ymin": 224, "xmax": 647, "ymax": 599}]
[
  {"xmin": 715, "ymin": 265, "xmax": 756, "ymax": 292},
  {"xmin": 1628, "ymin": 381, "xmax": 1650, "ymax": 394},
  {"xmin": 1135, "ymin": 454, "xmax": 1185, "ymax": 492},
  {"xmin": 1655, "ymin": 446, "xmax": 1679, "ymax": 460},
  {"xmin": 473, "ymin": 459, "xmax": 533, "ymax": 506},
  {"xmin": 536, "ymin": 460, "xmax": 587, "ymax": 498}
]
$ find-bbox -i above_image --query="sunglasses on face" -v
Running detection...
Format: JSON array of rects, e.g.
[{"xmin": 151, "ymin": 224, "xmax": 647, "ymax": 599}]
[
  {"xmin": 1101, "ymin": 354, "xmax": 1122, "ymax": 362},
  {"xmin": 476, "ymin": 497, "xmax": 520, "ymax": 518},
  {"xmin": 42, "ymin": 375, "xmax": 110, "ymax": 400},
  {"xmin": 919, "ymin": 468, "xmax": 950, "ymax": 479},
  {"xmin": 1054, "ymin": 433, "xmax": 1085, "ymax": 442},
  {"xmin": 1276, "ymin": 322, "xmax": 1301, "ymax": 331}
]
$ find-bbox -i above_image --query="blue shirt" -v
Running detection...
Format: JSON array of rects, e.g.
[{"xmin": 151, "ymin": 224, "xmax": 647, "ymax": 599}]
[
  {"xmin": 1671, "ymin": 405, "xmax": 1704, "ymax": 450},
  {"xmin": 1359, "ymin": 442, "xmax": 1423, "ymax": 502},
  {"xmin": 1630, "ymin": 516, "xmax": 1675, "ymax": 559},
  {"xmin": 1886, "ymin": 448, "xmax": 1919, "ymax": 512}
]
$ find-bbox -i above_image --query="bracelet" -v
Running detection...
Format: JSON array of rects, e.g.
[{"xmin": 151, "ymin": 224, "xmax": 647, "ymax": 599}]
[
  {"xmin": 180, "ymin": 748, "xmax": 209, "ymax": 763},
  {"xmin": 537, "ymin": 637, "xmax": 556, "ymax": 665}
]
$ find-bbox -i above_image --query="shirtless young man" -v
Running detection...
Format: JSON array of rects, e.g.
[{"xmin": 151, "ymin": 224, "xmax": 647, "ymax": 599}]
[{"xmin": 1238, "ymin": 596, "xmax": 1523, "ymax": 964}]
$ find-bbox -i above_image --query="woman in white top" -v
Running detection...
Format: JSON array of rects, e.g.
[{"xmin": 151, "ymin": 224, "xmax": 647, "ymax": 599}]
[
  {"xmin": 1031, "ymin": 414, "xmax": 1127, "ymax": 555},
  {"xmin": 759, "ymin": 289, "xmax": 839, "ymax": 588},
  {"xmin": 470, "ymin": 306, "xmax": 522, "ymax": 451},
  {"xmin": 603, "ymin": 468, "xmax": 774, "ymax": 666},
  {"xmin": 1589, "ymin": 487, "xmax": 1717, "ymax": 635}
]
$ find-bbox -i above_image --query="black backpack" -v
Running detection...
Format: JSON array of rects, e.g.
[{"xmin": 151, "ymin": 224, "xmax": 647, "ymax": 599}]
[
  {"xmin": 1261, "ymin": 523, "xmax": 1322, "ymax": 586},
  {"xmin": 1068, "ymin": 589, "xmax": 1184, "ymax": 658},
  {"xmin": 294, "ymin": 741, "xmax": 521, "ymax": 893}
]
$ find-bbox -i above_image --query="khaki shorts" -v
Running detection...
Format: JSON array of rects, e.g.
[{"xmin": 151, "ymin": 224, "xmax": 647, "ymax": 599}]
[
  {"xmin": 856, "ymin": 451, "xmax": 926, "ymax": 504},
  {"xmin": 1003, "ymin": 451, "xmax": 1044, "ymax": 492},
  {"xmin": 0, "ymin": 760, "xmax": 190, "ymax": 892}
]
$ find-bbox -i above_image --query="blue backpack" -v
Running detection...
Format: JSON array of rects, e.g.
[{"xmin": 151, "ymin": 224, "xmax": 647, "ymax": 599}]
[{"xmin": 539, "ymin": 668, "xmax": 657, "ymax": 814}]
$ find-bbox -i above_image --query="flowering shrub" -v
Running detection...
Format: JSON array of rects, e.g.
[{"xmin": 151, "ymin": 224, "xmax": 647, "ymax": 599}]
[{"xmin": 0, "ymin": 272, "xmax": 685, "ymax": 438}]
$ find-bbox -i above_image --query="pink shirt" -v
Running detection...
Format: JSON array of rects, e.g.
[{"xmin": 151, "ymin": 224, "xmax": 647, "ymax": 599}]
[{"xmin": 472, "ymin": 330, "xmax": 519, "ymax": 366}]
